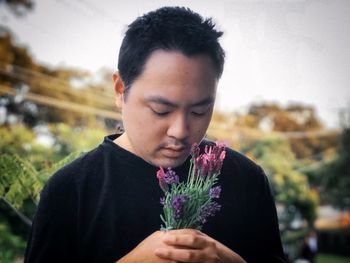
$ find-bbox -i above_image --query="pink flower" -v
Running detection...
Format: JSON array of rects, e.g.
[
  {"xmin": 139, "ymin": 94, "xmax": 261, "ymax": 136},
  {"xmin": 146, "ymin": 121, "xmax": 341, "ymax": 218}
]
[
  {"xmin": 157, "ymin": 141, "xmax": 226, "ymax": 230},
  {"xmin": 220, "ymin": 150, "xmax": 226, "ymax": 161},
  {"xmin": 193, "ymin": 143, "xmax": 226, "ymax": 176},
  {"xmin": 157, "ymin": 167, "xmax": 165, "ymax": 180},
  {"xmin": 157, "ymin": 167, "xmax": 169, "ymax": 192}
]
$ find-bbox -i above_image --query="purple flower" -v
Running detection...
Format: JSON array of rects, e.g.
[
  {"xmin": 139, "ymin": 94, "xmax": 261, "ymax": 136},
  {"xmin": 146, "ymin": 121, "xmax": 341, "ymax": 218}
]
[
  {"xmin": 171, "ymin": 194, "xmax": 188, "ymax": 220},
  {"xmin": 191, "ymin": 143, "xmax": 200, "ymax": 158},
  {"xmin": 156, "ymin": 167, "xmax": 179, "ymax": 193},
  {"xmin": 198, "ymin": 202, "xmax": 221, "ymax": 224},
  {"xmin": 157, "ymin": 141, "xmax": 225, "ymax": 230},
  {"xmin": 164, "ymin": 168, "xmax": 179, "ymax": 185},
  {"xmin": 209, "ymin": 186, "xmax": 222, "ymax": 199}
]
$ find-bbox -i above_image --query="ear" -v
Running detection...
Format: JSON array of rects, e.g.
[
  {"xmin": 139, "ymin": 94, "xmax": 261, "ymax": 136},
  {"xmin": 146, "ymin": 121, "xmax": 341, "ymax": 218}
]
[{"xmin": 112, "ymin": 72, "xmax": 125, "ymax": 109}]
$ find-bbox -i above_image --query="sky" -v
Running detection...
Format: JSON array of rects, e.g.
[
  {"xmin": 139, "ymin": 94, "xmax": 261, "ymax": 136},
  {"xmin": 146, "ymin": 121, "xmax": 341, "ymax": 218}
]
[{"xmin": 1, "ymin": 0, "xmax": 350, "ymax": 128}]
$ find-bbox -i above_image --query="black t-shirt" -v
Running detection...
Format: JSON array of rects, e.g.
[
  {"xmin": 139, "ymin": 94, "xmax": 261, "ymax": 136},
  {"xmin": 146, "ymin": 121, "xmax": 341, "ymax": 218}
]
[{"xmin": 25, "ymin": 134, "xmax": 286, "ymax": 262}]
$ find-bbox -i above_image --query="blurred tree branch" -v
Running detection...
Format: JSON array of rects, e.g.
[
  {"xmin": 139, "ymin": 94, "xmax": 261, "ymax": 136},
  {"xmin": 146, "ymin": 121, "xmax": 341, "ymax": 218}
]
[{"xmin": 1, "ymin": 0, "xmax": 34, "ymax": 17}]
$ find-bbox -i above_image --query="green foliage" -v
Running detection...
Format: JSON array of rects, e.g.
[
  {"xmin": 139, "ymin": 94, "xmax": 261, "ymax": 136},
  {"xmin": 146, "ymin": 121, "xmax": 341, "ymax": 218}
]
[
  {"xmin": 300, "ymin": 128, "xmax": 350, "ymax": 209},
  {"xmin": 318, "ymin": 129, "xmax": 350, "ymax": 209},
  {"xmin": 243, "ymin": 136, "xmax": 296, "ymax": 173},
  {"xmin": 38, "ymin": 150, "xmax": 84, "ymax": 183},
  {"xmin": 0, "ymin": 123, "xmax": 100, "ymax": 262},
  {"xmin": 0, "ymin": 154, "xmax": 41, "ymax": 208},
  {"xmin": 316, "ymin": 254, "xmax": 350, "ymax": 263},
  {"xmin": 281, "ymin": 228, "xmax": 310, "ymax": 244},
  {"xmin": 0, "ymin": 220, "xmax": 26, "ymax": 263},
  {"xmin": 50, "ymin": 123, "xmax": 106, "ymax": 157},
  {"xmin": 0, "ymin": 123, "xmax": 104, "ymax": 165},
  {"xmin": 0, "ymin": 125, "xmax": 55, "ymax": 170},
  {"xmin": 0, "ymin": 122, "xmax": 103, "ymax": 218},
  {"xmin": 0, "ymin": 151, "xmax": 83, "ymax": 210},
  {"xmin": 242, "ymin": 136, "xmax": 319, "ymax": 225},
  {"xmin": 0, "ymin": 149, "xmax": 83, "ymax": 262},
  {"xmin": 0, "ymin": 125, "xmax": 36, "ymax": 156}
]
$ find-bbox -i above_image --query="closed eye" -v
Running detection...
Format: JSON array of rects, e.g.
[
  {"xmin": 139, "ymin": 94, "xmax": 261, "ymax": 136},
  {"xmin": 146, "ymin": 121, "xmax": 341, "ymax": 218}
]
[
  {"xmin": 151, "ymin": 108, "xmax": 170, "ymax": 116},
  {"xmin": 191, "ymin": 111, "xmax": 207, "ymax": 116},
  {"xmin": 191, "ymin": 106, "xmax": 211, "ymax": 117}
]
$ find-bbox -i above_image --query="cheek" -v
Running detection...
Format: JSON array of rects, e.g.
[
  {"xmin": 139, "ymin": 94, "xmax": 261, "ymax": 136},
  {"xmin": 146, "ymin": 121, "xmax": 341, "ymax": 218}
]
[
  {"xmin": 191, "ymin": 117, "xmax": 212, "ymax": 136},
  {"xmin": 124, "ymin": 106, "xmax": 148, "ymax": 127},
  {"xmin": 128, "ymin": 111, "xmax": 167, "ymax": 137}
]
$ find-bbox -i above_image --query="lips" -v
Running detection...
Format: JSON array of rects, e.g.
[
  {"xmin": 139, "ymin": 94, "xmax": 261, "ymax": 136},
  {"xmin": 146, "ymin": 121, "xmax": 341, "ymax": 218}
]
[{"xmin": 162, "ymin": 146, "xmax": 187, "ymax": 158}]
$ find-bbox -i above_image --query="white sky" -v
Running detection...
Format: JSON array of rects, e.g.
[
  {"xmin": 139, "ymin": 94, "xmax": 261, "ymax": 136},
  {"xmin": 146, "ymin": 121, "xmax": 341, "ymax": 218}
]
[{"xmin": 1, "ymin": 0, "xmax": 350, "ymax": 128}]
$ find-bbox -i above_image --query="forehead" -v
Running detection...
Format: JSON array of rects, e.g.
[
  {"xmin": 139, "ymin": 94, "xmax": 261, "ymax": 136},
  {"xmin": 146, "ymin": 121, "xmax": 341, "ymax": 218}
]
[
  {"xmin": 137, "ymin": 50, "xmax": 217, "ymax": 87},
  {"xmin": 143, "ymin": 49, "xmax": 216, "ymax": 76},
  {"xmin": 128, "ymin": 50, "xmax": 218, "ymax": 104}
]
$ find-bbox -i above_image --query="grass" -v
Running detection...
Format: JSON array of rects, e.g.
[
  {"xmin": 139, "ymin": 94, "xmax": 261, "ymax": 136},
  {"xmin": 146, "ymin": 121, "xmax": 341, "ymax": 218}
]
[{"xmin": 316, "ymin": 254, "xmax": 350, "ymax": 263}]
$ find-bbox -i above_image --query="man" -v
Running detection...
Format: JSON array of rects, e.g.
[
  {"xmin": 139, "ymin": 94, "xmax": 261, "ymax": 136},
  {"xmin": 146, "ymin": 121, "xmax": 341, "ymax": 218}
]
[{"xmin": 25, "ymin": 6, "xmax": 286, "ymax": 263}]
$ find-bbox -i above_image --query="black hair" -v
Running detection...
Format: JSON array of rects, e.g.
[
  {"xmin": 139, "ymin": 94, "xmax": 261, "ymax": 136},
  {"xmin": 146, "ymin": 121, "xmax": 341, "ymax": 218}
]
[{"xmin": 117, "ymin": 6, "xmax": 225, "ymax": 93}]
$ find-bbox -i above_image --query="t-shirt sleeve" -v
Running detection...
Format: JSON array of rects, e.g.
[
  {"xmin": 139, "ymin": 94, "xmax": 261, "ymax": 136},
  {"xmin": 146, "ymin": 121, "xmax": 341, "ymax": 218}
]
[{"xmin": 24, "ymin": 169, "xmax": 78, "ymax": 263}]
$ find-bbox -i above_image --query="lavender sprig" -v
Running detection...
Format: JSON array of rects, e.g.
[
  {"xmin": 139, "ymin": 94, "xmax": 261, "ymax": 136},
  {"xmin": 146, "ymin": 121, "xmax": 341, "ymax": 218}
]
[{"xmin": 157, "ymin": 142, "xmax": 226, "ymax": 230}]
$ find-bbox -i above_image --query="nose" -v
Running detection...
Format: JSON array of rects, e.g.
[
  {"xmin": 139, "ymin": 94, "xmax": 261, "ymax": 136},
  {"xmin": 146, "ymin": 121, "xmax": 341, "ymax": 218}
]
[{"xmin": 167, "ymin": 113, "xmax": 189, "ymax": 141}]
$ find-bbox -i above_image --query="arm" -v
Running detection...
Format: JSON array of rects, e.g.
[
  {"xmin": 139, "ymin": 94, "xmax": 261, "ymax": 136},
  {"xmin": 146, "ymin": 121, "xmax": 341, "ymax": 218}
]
[
  {"xmin": 24, "ymin": 173, "xmax": 77, "ymax": 263},
  {"xmin": 249, "ymin": 166, "xmax": 287, "ymax": 262}
]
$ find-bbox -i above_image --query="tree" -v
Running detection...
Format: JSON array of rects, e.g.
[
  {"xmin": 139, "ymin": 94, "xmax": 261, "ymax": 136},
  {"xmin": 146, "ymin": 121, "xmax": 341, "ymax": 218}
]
[
  {"xmin": 319, "ymin": 128, "xmax": 350, "ymax": 209},
  {"xmin": 0, "ymin": 0, "xmax": 34, "ymax": 17},
  {"xmin": 232, "ymin": 103, "xmax": 338, "ymax": 160},
  {"xmin": 0, "ymin": 151, "xmax": 81, "ymax": 262},
  {"xmin": 0, "ymin": 123, "xmax": 106, "ymax": 261},
  {"xmin": 242, "ymin": 136, "xmax": 319, "ymax": 226},
  {"xmin": 0, "ymin": 30, "xmax": 119, "ymax": 127},
  {"xmin": 247, "ymin": 103, "xmax": 323, "ymax": 132}
]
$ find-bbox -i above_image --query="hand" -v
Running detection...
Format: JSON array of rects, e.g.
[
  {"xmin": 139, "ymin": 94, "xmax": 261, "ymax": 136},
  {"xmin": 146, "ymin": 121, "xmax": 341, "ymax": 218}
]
[
  {"xmin": 154, "ymin": 229, "xmax": 247, "ymax": 263},
  {"xmin": 116, "ymin": 231, "xmax": 177, "ymax": 263}
]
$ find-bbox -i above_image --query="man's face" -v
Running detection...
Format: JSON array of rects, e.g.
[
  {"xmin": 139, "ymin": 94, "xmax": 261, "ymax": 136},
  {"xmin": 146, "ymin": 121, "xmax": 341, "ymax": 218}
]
[{"xmin": 114, "ymin": 50, "xmax": 218, "ymax": 168}]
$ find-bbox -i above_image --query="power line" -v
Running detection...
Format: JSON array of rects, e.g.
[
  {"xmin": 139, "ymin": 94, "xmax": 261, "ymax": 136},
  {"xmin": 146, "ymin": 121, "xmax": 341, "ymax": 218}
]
[
  {"xmin": 208, "ymin": 119, "xmax": 340, "ymax": 139},
  {"xmin": 0, "ymin": 84, "xmax": 121, "ymax": 120},
  {"xmin": 0, "ymin": 62, "xmax": 115, "ymax": 106},
  {"xmin": 53, "ymin": 0, "xmax": 93, "ymax": 19},
  {"xmin": 54, "ymin": 0, "xmax": 125, "ymax": 26},
  {"xmin": 76, "ymin": 0, "xmax": 125, "ymax": 24}
]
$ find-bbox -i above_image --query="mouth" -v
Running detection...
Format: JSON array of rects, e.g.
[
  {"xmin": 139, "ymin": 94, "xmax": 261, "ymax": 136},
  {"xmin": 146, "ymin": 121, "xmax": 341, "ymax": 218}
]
[{"xmin": 162, "ymin": 146, "xmax": 188, "ymax": 158}]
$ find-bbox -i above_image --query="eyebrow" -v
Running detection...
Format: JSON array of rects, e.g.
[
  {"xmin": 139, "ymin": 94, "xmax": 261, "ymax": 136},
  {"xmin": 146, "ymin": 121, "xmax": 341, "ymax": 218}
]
[{"xmin": 145, "ymin": 96, "xmax": 214, "ymax": 107}]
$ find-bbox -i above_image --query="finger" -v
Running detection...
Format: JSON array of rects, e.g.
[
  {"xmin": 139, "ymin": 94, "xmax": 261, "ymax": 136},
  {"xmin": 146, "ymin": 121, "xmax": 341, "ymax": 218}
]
[
  {"xmin": 167, "ymin": 229, "xmax": 204, "ymax": 236},
  {"xmin": 163, "ymin": 233, "xmax": 207, "ymax": 249},
  {"xmin": 154, "ymin": 247, "xmax": 204, "ymax": 262}
]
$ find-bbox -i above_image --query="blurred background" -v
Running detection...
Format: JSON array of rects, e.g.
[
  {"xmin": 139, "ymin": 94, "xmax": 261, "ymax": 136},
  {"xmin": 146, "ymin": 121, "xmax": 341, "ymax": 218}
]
[{"xmin": 0, "ymin": 0, "xmax": 349, "ymax": 262}]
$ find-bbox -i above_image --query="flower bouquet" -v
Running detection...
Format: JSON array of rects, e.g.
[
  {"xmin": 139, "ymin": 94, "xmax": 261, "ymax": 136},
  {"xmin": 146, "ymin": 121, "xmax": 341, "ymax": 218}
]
[{"xmin": 156, "ymin": 142, "xmax": 226, "ymax": 230}]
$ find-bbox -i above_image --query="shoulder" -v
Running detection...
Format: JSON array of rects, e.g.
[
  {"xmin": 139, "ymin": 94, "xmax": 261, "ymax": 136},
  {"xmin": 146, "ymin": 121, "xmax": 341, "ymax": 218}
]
[
  {"xmin": 224, "ymin": 147, "xmax": 263, "ymax": 175},
  {"xmin": 43, "ymin": 145, "xmax": 106, "ymax": 195}
]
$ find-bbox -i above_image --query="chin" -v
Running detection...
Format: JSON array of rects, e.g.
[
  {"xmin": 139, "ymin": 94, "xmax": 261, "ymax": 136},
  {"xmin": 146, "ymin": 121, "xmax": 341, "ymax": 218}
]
[
  {"xmin": 159, "ymin": 158, "xmax": 187, "ymax": 168},
  {"xmin": 147, "ymin": 157, "xmax": 184, "ymax": 168}
]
